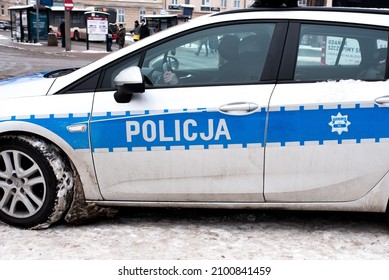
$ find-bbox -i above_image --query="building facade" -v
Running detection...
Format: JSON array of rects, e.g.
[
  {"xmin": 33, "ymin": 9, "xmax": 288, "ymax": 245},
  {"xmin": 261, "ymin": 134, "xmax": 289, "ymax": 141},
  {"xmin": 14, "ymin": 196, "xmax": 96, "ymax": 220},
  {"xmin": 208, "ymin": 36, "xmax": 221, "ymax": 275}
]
[
  {"xmin": 1, "ymin": 0, "xmax": 250, "ymax": 28},
  {"xmin": 4, "ymin": 0, "xmax": 389, "ymax": 31},
  {"xmin": 72, "ymin": 0, "xmax": 250, "ymax": 29},
  {"xmin": 0, "ymin": 0, "xmax": 14, "ymax": 22}
]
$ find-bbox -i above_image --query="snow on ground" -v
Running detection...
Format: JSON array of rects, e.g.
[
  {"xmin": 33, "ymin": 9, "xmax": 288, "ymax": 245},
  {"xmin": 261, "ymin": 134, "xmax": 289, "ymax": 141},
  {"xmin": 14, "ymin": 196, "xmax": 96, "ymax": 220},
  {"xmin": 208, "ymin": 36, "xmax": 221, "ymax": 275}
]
[{"xmin": 0, "ymin": 208, "xmax": 388, "ymax": 260}]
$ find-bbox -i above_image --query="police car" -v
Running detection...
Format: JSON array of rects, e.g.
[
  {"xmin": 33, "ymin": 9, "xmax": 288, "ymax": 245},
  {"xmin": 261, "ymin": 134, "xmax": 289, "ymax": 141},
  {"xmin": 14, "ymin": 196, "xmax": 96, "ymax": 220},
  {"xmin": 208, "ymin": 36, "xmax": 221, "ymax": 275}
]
[{"xmin": 2, "ymin": 0, "xmax": 389, "ymax": 229}]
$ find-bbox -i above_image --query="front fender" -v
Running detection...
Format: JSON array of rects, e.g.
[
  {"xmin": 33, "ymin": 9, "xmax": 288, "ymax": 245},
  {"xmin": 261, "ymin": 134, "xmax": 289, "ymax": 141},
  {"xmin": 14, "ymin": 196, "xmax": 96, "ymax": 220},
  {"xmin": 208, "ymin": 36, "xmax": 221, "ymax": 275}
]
[{"xmin": 0, "ymin": 121, "xmax": 103, "ymax": 201}]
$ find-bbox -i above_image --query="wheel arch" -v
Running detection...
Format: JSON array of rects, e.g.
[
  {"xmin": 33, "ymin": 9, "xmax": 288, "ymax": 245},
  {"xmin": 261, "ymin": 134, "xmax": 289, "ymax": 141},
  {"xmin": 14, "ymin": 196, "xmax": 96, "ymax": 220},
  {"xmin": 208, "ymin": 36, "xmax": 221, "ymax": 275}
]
[
  {"xmin": 0, "ymin": 121, "xmax": 103, "ymax": 201},
  {"xmin": 72, "ymin": 29, "xmax": 80, "ymax": 40}
]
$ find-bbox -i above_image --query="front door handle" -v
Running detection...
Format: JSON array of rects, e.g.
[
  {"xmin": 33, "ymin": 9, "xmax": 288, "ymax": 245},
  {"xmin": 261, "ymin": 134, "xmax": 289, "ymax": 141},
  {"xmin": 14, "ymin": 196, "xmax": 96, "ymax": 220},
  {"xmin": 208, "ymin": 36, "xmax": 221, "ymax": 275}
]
[{"xmin": 219, "ymin": 102, "xmax": 259, "ymax": 115}]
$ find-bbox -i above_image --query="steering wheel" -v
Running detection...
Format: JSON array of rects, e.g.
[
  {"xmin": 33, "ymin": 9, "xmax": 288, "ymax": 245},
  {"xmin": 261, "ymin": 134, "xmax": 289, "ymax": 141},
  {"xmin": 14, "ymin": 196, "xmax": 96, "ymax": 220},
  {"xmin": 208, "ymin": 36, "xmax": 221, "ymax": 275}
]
[
  {"xmin": 150, "ymin": 55, "xmax": 180, "ymax": 85},
  {"xmin": 165, "ymin": 56, "xmax": 179, "ymax": 71}
]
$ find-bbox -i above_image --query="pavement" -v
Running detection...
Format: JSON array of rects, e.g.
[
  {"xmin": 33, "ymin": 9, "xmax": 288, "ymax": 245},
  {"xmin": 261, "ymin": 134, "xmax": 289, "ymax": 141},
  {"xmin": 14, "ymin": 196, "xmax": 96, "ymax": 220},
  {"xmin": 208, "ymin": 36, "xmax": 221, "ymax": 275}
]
[{"xmin": 0, "ymin": 30, "xmax": 121, "ymax": 60}]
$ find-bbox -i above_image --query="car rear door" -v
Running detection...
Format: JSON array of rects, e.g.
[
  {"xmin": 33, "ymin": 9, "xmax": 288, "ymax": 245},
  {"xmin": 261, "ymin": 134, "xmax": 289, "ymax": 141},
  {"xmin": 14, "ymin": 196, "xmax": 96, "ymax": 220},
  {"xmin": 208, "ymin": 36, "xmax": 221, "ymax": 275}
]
[{"xmin": 264, "ymin": 22, "xmax": 389, "ymax": 202}]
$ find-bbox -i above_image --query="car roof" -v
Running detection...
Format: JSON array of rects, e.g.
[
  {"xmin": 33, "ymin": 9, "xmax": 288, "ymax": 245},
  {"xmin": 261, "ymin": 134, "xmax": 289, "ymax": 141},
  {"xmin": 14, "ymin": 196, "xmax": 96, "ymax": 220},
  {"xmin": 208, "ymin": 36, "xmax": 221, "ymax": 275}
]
[
  {"xmin": 211, "ymin": 7, "xmax": 389, "ymax": 27},
  {"xmin": 218, "ymin": 6, "xmax": 389, "ymax": 16}
]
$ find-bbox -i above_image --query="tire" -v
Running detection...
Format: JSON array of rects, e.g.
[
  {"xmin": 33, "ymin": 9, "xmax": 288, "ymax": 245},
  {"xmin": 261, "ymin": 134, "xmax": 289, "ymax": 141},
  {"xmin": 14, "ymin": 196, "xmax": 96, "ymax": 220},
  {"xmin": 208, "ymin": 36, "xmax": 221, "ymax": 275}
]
[
  {"xmin": 73, "ymin": 30, "xmax": 79, "ymax": 41},
  {"xmin": 0, "ymin": 136, "xmax": 74, "ymax": 229}
]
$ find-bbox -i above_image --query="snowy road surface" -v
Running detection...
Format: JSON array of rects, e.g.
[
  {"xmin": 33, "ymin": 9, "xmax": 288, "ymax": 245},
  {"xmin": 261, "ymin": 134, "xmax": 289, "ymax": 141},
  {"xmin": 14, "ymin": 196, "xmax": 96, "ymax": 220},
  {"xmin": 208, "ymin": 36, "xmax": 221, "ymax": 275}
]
[{"xmin": 1, "ymin": 208, "xmax": 388, "ymax": 260}]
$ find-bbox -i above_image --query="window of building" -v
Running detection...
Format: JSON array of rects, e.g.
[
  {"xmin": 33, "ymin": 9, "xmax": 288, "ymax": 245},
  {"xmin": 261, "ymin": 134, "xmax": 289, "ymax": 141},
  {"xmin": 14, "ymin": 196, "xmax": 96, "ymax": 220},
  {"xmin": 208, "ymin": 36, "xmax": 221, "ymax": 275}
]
[
  {"xmin": 118, "ymin": 9, "xmax": 125, "ymax": 23},
  {"xmin": 139, "ymin": 9, "xmax": 146, "ymax": 20}
]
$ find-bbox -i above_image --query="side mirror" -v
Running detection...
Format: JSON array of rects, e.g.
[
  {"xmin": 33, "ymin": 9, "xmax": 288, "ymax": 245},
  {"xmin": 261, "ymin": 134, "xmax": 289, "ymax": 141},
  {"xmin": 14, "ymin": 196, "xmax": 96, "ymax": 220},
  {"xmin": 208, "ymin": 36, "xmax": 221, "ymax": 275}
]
[{"xmin": 114, "ymin": 66, "xmax": 145, "ymax": 103}]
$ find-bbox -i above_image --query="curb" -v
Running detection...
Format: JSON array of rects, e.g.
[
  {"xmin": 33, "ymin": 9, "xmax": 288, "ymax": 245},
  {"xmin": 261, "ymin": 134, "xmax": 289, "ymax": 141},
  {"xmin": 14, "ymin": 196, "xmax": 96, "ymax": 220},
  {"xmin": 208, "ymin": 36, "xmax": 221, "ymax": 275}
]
[{"xmin": 0, "ymin": 34, "xmax": 109, "ymax": 58}]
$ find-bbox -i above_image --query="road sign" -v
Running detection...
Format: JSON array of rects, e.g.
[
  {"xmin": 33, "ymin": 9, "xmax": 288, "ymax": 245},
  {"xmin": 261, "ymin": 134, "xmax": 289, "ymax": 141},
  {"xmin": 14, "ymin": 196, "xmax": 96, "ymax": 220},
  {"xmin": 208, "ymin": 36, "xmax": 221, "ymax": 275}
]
[{"xmin": 64, "ymin": 0, "xmax": 74, "ymax": 11}]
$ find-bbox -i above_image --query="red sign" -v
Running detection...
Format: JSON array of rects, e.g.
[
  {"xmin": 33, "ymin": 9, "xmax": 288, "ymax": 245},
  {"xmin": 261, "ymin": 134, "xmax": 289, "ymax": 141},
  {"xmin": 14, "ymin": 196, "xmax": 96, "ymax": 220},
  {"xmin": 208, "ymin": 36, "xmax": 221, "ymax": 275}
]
[{"xmin": 64, "ymin": 0, "xmax": 74, "ymax": 11}]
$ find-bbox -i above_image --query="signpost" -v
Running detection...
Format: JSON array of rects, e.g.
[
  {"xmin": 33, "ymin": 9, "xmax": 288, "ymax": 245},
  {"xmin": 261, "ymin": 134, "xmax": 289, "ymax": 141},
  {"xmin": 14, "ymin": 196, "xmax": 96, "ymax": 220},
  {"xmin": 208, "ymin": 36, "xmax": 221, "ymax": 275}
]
[
  {"xmin": 85, "ymin": 11, "xmax": 109, "ymax": 50},
  {"xmin": 64, "ymin": 0, "xmax": 73, "ymax": 51},
  {"xmin": 35, "ymin": 0, "xmax": 39, "ymax": 42},
  {"xmin": 64, "ymin": 0, "xmax": 74, "ymax": 11}
]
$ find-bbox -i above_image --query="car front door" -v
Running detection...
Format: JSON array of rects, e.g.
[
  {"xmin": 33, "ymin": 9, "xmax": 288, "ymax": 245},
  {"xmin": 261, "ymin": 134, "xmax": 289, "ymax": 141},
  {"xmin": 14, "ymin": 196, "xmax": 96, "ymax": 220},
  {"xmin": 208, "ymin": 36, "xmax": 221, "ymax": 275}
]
[
  {"xmin": 265, "ymin": 22, "xmax": 389, "ymax": 202},
  {"xmin": 90, "ymin": 22, "xmax": 284, "ymax": 202}
]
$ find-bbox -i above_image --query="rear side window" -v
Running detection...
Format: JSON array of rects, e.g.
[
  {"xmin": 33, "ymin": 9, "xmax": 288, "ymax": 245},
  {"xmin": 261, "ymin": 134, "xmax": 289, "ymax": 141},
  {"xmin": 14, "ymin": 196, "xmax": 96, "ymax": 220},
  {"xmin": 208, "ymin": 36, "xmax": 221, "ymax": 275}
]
[
  {"xmin": 321, "ymin": 37, "xmax": 361, "ymax": 65},
  {"xmin": 295, "ymin": 24, "xmax": 388, "ymax": 81}
]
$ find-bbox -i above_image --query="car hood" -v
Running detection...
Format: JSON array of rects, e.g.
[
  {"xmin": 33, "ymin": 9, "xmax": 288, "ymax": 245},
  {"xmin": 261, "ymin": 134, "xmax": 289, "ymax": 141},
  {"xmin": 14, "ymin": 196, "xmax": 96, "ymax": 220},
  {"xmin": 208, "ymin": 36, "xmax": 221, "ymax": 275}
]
[
  {"xmin": 0, "ymin": 68, "xmax": 78, "ymax": 99},
  {"xmin": 0, "ymin": 71, "xmax": 56, "ymax": 99}
]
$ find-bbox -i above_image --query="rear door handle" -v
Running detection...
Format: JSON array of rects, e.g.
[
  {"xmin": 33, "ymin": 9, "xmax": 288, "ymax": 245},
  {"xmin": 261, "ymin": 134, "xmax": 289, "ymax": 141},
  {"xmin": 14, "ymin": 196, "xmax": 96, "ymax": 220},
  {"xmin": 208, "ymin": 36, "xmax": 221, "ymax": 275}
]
[
  {"xmin": 219, "ymin": 102, "xmax": 259, "ymax": 115},
  {"xmin": 375, "ymin": 96, "xmax": 389, "ymax": 106}
]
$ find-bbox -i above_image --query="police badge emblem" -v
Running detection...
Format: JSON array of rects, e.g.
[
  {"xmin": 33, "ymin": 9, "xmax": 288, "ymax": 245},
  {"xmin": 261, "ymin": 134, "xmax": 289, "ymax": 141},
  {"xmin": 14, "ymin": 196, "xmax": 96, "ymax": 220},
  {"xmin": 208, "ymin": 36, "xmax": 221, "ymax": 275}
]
[{"xmin": 328, "ymin": 112, "xmax": 351, "ymax": 135}]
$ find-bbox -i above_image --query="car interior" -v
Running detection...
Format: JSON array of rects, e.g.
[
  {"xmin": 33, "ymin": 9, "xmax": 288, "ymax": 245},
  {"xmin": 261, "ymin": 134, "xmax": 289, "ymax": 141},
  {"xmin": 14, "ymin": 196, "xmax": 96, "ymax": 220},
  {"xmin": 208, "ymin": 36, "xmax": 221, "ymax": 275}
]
[{"xmin": 294, "ymin": 24, "xmax": 388, "ymax": 82}]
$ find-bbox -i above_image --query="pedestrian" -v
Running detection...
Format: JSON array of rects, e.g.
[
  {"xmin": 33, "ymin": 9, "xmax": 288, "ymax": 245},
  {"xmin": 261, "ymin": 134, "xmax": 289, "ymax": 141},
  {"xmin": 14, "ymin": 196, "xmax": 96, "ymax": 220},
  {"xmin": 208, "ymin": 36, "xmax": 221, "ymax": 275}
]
[
  {"xmin": 107, "ymin": 24, "xmax": 114, "ymax": 51},
  {"xmin": 132, "ymin": 20, "xmax": 140, "ymax": 41},
  {"xmin": 117, "ymin": 24, "xmax": 126, "ymax": 49},
  {"xmin": 139, "ymin": 19, "xmax": 150, "ymax": 39},
  {"xmin": 209, "ymin": 36, "xmax": 218, "ymax": 54},
  {"xmin": 195, "ymin": 38, "xmax": 208, "ymax": 56},
  {"xmin": 59, "ymin": 20, "xmax": 65, "ymax": 48}
]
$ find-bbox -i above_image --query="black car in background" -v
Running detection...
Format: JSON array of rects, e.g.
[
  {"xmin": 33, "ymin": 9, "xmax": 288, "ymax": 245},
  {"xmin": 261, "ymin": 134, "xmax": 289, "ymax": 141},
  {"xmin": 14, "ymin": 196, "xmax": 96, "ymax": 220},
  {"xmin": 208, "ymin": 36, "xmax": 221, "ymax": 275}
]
[{"xmin": 0, "ymin": 20, "xmax": 11, "ymax": 30}]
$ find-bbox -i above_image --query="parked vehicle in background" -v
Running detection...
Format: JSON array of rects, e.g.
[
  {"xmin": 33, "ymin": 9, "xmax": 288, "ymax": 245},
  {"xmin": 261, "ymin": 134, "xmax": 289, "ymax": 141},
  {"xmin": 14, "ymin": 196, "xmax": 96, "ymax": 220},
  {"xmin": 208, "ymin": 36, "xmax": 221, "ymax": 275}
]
[
  {"xmin": 0, "ymin": 20, "xmax": 11, "ymax": 30},
  {"xmin": 48, "ymin": 6, "xmax": 119, "ymax": 41},
  {"xmin": 48, "ymin": 6, "xmax": 89, "ymax": 40}
]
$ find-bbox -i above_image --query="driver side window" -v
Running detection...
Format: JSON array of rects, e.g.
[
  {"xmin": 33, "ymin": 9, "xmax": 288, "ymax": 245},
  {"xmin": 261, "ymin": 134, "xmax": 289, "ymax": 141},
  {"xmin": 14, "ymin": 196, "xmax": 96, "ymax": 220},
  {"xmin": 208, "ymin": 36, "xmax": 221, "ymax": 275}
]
[{"xmin": 141, "ymin": 23, "xmax": 275, "ymax": 87}]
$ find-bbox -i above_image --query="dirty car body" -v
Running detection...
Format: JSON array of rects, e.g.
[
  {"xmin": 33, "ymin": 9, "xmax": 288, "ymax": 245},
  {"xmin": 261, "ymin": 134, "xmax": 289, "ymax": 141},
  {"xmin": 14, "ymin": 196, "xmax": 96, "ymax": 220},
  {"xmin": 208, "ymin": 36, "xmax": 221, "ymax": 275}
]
[{"xmin": 2, "ymin": 2, "xmax": 389, "ymax": 228}]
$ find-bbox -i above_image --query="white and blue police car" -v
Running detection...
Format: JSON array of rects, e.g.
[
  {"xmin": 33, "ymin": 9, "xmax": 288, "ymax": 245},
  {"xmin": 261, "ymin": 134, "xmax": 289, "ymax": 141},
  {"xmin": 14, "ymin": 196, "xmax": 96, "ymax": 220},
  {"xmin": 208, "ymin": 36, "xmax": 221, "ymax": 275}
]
[{"xmin": 2, "ymin": 0, "xmax": 389, "ymax": 228}]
